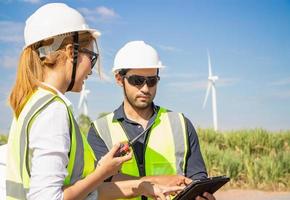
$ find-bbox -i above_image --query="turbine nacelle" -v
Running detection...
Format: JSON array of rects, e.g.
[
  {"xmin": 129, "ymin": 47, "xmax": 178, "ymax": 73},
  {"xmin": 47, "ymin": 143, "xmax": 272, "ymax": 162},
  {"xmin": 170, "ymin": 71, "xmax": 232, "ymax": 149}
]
[{"xmin": 208, "ymin": 76, "xmax": 219, "ymax": 82}]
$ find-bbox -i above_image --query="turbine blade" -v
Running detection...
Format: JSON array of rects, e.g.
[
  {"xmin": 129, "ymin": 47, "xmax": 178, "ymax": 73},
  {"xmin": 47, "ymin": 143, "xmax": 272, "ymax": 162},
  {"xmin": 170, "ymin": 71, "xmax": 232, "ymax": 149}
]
[
  {"xmin": 78, "ymin": 93, "xmax": 84, "ymax": 109},
  {"xmin": 202, "ymin": 82, "xmax": 212, "ymax": 108},
  {"xmin": 207, "ymin": 50, "xmax": 212, "ymax": 77}
]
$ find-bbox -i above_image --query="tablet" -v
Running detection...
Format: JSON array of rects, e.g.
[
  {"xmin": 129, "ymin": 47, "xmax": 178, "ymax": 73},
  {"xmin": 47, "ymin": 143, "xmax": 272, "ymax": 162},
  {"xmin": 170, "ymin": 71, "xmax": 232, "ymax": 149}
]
[{"xmin": 172, "ymin": 175, "xmax": 230, "ymax": 200}]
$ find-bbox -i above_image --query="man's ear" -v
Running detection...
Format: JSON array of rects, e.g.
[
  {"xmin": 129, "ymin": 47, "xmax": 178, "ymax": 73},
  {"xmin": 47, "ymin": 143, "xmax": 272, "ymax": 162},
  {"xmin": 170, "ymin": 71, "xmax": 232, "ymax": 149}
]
[
  {"xmin": 64, "ymin": 44, "xmax": 74, "ymax": 62},
  {"xmin": 115, "ymin": 73, "xmax": 124, "ymax": 87}
]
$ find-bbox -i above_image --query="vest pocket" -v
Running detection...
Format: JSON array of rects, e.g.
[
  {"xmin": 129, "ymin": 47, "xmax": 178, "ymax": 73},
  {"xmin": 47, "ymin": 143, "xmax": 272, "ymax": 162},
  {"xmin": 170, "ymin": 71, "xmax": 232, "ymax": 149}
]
[{"xmin": 147, "ymin": 162, "xmax": 175, "ymax": 175}]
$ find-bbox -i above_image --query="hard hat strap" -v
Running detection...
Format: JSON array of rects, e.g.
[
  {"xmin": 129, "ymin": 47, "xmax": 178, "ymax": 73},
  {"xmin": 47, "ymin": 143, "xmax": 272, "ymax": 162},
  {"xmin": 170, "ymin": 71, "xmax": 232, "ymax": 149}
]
[{"xmin": 67, "ymin": 32, "xmax": 79, "ymax": 91}]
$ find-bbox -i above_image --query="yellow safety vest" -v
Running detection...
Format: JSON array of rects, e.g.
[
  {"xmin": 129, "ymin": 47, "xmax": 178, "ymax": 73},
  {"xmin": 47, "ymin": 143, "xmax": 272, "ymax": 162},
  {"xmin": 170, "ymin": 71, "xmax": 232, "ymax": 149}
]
[
  {"xmin": 93, "ymin": 107, "xmax": 189, "ymax": 200},
  {"xmin": 6, "ymin": 88, "xmax": 96, "ymax": 200}
]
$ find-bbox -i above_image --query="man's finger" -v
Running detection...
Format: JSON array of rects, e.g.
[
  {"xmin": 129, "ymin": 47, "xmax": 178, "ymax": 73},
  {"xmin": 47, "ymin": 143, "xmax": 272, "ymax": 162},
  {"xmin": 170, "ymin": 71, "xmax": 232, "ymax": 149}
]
[
  {"xmin": 184, "ymin": 177, "xmax": 192, "ymax": 185},
  {"xmin": 162, "ymin": 186, "xmax": 184, "ymax": 194},
  {"xmin": 203, "ymin": 192, "xmax": 215, "ymax": 200},
  {"xmin": 195, "ymin": 196, "xmax": 207, "ymax": 200}
]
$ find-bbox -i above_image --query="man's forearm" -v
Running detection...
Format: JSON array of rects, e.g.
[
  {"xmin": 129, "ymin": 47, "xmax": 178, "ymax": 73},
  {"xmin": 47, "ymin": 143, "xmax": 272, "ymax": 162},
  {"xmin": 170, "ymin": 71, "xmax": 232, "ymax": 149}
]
[{"xmin": 97, "ymin": 180, "xmax": 143, "ymax": 200}]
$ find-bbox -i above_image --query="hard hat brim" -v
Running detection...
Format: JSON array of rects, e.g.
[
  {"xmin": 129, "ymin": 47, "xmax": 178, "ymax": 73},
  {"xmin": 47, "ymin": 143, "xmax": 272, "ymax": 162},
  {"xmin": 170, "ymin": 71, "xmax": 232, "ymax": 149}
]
[
  {"xmin": 87, "ymin": 28, "xmax": 101, "ymax": 39},
  {"xmin": 112, "ymin": 64, "xmax": 165, "ymax": 73},
  {"xmin": 23, "ymin": 29, "xmax": 101, "ymax": 49}
]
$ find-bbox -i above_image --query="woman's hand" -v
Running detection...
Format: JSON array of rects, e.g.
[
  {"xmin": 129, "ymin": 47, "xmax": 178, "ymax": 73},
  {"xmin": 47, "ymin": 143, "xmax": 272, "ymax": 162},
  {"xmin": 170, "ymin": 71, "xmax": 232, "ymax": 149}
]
[
  {"xmin": 96, "ymin": 143, "xmax": 132, "ymax": 179},
  {"xmin": 138, "ymin": 181, "xmax": 184, "ymax": 200}
]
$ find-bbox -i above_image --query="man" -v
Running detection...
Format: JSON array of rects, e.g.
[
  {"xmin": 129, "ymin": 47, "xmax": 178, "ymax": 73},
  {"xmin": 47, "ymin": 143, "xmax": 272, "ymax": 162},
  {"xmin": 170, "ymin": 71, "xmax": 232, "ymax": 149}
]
[{"xmin": 88, "ymin": 41, "xmax": 215, "ymax": 200}]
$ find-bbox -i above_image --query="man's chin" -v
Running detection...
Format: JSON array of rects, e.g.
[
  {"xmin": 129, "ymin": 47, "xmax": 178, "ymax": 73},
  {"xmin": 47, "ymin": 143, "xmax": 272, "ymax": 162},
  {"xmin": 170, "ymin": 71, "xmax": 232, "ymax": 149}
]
[{"xmin": 134, "ymin": 101, "xmax": 152, "ymax": 110}]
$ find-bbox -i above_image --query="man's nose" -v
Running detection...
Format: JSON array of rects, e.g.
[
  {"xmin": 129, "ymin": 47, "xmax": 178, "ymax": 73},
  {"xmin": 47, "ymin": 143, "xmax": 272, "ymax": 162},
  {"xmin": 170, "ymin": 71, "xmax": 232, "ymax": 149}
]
[{"xmin": 140, "ymin": 81, "xmax": 150, "ymax": 92}]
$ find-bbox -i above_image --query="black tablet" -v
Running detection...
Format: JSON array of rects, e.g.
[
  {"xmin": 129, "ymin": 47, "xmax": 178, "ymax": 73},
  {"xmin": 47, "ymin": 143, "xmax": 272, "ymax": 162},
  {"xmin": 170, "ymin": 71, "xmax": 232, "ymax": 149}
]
[{"xmin": 172, "ymin": 175, "xmax": 230, "ymax": 200}]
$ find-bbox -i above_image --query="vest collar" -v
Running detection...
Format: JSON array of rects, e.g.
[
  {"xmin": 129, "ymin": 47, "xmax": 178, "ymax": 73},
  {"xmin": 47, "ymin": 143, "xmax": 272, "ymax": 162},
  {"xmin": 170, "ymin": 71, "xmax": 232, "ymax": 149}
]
[
  {"xmin": 40, "ymin": 82, "xmax": 73, "ymax": 111},
  {"xmin": 113, "ymin": 102, "xmax": 159, "ymax": 122}
]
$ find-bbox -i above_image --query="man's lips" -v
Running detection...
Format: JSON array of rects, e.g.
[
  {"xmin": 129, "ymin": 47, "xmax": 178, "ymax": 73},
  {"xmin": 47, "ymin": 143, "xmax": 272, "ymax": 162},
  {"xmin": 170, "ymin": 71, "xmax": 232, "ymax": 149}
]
[{"xmin": 136, "ymin": 95, "xmax": 151, "ymax": 99}]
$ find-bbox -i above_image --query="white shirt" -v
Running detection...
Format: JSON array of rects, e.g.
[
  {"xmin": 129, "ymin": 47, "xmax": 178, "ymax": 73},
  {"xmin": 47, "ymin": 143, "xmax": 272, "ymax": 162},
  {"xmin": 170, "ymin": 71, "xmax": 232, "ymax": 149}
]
[
  {"xmin": 27, "ymin": 84, "xmax": 97, "ymax": 200},
  {"xmin": 0, "ymin": 144, "xmax": 7, "ymax": 200}
]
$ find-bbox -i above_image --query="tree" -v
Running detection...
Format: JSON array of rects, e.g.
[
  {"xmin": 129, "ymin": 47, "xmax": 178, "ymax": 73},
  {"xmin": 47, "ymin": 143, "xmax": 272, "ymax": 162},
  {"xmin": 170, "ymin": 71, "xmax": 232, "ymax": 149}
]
[{"xmin": 77, "ymin": 114, "xmax": 91, "ymax": 136}]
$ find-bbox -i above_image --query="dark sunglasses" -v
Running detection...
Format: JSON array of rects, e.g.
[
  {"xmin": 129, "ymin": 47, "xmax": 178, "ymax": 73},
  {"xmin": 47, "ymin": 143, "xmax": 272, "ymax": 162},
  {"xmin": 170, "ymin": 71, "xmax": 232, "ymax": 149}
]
[
  {"xmin": 79, "ymin": 48, "xmax": 99, "ymax": 69},
  {"xmin": 123, "ymin": 75, "xmax": 160, "ymax": 87}
]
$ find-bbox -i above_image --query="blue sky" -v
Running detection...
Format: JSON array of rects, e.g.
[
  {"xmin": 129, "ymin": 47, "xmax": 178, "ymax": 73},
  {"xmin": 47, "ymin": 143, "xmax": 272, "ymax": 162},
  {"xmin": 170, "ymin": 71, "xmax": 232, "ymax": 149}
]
[{"xmin": 0, "ymin": 0, "xmax": 290, "ymax": 133}]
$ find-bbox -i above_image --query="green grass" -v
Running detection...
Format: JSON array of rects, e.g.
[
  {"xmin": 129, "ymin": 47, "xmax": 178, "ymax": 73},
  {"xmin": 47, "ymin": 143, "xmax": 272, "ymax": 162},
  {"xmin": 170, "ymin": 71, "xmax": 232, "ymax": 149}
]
[{"xmin": 198, "ymin": 128, "xmax": 290, "ymax": 191}]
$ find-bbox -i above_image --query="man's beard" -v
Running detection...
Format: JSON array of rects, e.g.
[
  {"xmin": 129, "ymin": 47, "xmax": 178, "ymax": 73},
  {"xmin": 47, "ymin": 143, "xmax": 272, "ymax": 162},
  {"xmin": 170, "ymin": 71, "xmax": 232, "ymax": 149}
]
[{"xmin": 123, "ymin": 87, "xmax": 153, "ymax": 110}]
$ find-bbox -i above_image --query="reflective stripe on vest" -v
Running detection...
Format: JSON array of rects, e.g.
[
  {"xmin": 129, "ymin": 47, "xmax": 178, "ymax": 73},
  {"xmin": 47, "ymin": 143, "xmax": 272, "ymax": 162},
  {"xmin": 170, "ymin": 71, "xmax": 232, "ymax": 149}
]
[
  {"xmin": 6, "ymin": 88, "xmax": 95, "ymax": 199},
  {"xmin": 93, "ymin": 107, "xmax": 188, "ymax": 200}
]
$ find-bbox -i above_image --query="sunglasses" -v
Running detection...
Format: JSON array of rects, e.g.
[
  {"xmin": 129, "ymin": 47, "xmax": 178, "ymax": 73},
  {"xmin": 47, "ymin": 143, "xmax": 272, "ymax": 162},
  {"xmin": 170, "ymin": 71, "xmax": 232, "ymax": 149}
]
[
  {"xmin": 123, "ymin": 75, "xmax": 160, "ymax": 87},
  {"xmin": 79, "ymin": 48, "xmax": 99, "ymax": 69}
]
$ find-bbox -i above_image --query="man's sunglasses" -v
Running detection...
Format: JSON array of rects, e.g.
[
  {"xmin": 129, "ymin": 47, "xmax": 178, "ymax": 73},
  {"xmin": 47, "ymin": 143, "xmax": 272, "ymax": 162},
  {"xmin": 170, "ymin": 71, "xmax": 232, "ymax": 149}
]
[
  {"xmin": 79, "ymin": 48, "xmax": 99, "ymax": 69},
  {"xmin": 123, "ymin": 75, "xmax": 160, "ymax": 87}
]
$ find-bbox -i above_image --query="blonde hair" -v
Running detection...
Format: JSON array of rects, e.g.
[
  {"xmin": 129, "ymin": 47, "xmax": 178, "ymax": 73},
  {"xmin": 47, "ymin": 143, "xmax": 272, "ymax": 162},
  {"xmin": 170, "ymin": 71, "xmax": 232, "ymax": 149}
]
[{"xmin": 9, "ymin": 32, "xmax": 95, "ymax": 118}]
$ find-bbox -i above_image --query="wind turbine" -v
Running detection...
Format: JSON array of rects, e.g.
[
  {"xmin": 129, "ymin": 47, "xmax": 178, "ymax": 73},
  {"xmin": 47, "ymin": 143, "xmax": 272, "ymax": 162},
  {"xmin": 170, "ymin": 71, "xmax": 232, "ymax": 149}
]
[
  {"xmin": 202, "ymin": 51, "xmax": 219, "ymax": 131},
  {"xmin": 78, "ymin": 83, "xmax": 90, "ymax": 116}
]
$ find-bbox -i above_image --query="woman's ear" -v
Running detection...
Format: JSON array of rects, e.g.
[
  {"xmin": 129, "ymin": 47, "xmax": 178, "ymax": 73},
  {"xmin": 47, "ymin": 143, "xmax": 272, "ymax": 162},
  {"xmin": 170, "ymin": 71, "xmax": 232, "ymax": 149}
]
[
  {"xmin": 64, "ymin": 44, "xmax": 74, "ymax": 61},
  {"xmin": 115, "ymin": 73, "xmax": 124, "ymax": 87}
]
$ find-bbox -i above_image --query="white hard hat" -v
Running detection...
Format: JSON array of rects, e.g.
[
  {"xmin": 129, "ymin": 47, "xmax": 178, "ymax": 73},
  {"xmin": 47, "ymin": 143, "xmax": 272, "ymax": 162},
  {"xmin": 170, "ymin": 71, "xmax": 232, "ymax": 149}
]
[
  {"xmin": 112, "ymin": 41, "xmax": 165, "ymax": 73},
  {"xmin": 24, "ymin": 3, "xmax": 101, "ymax": 48}
]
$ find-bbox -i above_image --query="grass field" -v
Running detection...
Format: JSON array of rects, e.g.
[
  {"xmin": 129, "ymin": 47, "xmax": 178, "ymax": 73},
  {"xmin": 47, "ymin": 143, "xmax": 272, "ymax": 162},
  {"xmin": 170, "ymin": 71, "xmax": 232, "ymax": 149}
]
[{"xmin": 198, "ymin": 128, "xmax": 290, "ymax": 191}]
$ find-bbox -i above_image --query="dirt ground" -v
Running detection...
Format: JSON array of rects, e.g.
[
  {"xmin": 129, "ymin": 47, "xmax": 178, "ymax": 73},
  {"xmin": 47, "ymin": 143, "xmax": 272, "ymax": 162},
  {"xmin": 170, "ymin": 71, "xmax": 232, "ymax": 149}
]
[{"xmin": 214, "ymin": 189, "xmax": 290, "ymax": 200}]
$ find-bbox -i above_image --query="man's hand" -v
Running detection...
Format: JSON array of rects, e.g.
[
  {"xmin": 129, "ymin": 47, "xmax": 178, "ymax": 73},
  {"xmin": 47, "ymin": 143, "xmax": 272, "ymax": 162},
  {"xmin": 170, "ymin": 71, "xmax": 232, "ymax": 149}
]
[
  {"xmin": 162, "ymin": 175, "xmax": 192, "ymax": 187},
  {"xmin": 142, "ymin": 175, "xmax": 192, "ymax": 187},
  {"xmin": 138, "ymin": 182, "xmax": 184, "ymax": 200},
  {"xmin": 195, "ymin": 192, "xmax": 216, "ymax": 200}
]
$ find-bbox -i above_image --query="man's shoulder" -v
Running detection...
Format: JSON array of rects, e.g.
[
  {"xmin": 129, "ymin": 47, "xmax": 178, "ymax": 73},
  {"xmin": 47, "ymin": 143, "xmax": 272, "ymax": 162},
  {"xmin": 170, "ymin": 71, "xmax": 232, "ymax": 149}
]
[
  {"xmin": 96, "ymin": 112, "xmax": 114, "ymax": 120},
  {"xmin": 159, "ymin": 106, "xmax": 183, "ymax": 115},
  {"xmin": 159, "ymin": 107, "xmax": 195, "ymax": 127}
]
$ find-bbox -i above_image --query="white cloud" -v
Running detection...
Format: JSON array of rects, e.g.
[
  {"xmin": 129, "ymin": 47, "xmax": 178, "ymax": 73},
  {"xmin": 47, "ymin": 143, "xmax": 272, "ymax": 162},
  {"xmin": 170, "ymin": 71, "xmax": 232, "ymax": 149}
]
[
  {"xmin": 269, "ymin": 78, "xmax": 290, "ymax": 86},
  {"xmin": 78, "ymin": 6, "xmax": 119, "ymax": 23},
  {"xmin": 162, "ymin": 72, "xmax": 203, "ymax": 79},
  {"xmin": 167, "ymin": 80, "xmax": 206, "ymax": 91},
  {"xmin": 88, "ymin": 69, "xmax": 113, "ymax": 83},
  {"xmin": 218, "ymin": 78, "xmax": 240, "ymax": 87},
  {"xmin": 96, "ymin": 6, "xmax": 118, "ymax": 19},
  {"xmin": 166, "ymin": 77, "xmax": 239, "ymax": 91},
  {"xmin": 22, "ymin": 0, "xmax": 40, "ymax": 4},
  {"xmin": 0, "ymin": 21, "xmax": 24, "ymax": 43},
  {"xmin": 158, "ymin": 44, "xmax": 182, "ymax": 53},
  {"xmin": 1, "ymin": 55, "xmax": 18, "ymax": 69},
  {"xmin": 268, "ymin": 90, "xmax": 290, "ymax": 99}
]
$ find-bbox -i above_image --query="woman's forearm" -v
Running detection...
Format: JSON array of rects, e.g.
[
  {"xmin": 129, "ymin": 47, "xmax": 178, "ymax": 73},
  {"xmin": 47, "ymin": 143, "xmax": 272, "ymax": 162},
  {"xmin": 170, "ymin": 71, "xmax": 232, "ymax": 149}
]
[{"xmin": 63, "ymin": 167, "xmax": 108, "ymax": 200}]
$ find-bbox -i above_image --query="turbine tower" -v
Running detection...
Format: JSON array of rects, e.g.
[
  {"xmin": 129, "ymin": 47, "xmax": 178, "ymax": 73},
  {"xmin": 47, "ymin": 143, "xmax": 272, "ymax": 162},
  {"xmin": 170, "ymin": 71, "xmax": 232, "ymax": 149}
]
[
  {"xmin": 202, "ymin": 51, "xmax": 219, "ymax": 131},
  {"xmin": 78, "ymin": 83, "xmax": 90, "ymax": 116}
]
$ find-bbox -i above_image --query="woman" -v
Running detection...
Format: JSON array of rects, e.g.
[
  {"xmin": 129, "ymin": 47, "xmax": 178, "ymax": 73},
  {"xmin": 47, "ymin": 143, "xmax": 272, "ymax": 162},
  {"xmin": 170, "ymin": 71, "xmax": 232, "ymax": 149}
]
[{"xmin": 6, "ymin": 3, "xmax": 182, "ymax": 200}]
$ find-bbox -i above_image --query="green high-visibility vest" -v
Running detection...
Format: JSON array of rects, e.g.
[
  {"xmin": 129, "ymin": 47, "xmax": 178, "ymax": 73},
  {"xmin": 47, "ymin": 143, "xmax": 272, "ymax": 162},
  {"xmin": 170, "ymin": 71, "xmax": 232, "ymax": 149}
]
[
  {"xmin": 6, "ymin": 88, "xmax": 96, "ymax": 200},
  {"xmin": 93, "ymin": 107, "xmax": 189, "ymax": 200}
]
